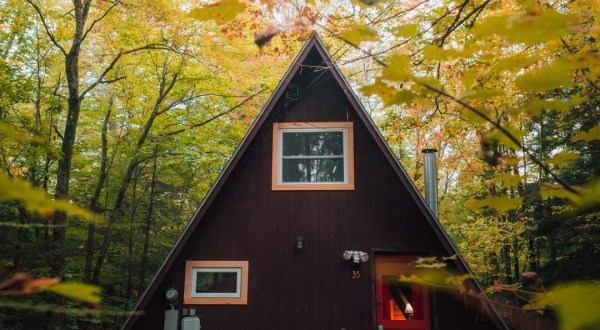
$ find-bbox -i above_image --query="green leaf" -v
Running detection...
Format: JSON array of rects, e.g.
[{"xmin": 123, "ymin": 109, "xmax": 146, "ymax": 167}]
[
  {"xmin": 189, "ymin": 0, "xmax": 245, "ymax": 22},
  {"xmin": 393, "ymin": 24, "xmax": 419, "ymax": 38},
  {"xmin": 44, "ymin": 282, "xmax": 101, "ymax": 304},
  {"xmin": 533, "ymin": 282, "xmax": 600, "ymax": 330},
  {"xmin": 572, "ymin": 124, "xmax": 600, "ymax": 142},
  {"xmin": 547, "ymin": 152, "xmax": 580, "ymax": 166},
  {"xmin": 340, "ymin": 24, "xmax": 379, "ymax": 45},
  {"xmin": 465, "ymin": 195, "xmax": 523, "ymax": 214}
]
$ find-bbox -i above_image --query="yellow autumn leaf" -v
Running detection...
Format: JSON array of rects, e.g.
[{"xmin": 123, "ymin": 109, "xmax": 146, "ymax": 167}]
[
  {"xmin": 460, "ymin": 90, "xmax": 505, "ymax": 101},
  {"xmin": 0, "ymin": 172, "xmax": 96, "ymax": 220},
  {"xmin": 465, "ymin": 195, "xmax": 522, "ymax": 214},
  {"xmin": 539, "ymin": 185, "xmax": 581, "ymax": 204},
  {"xmin": 533, "ymin": 282, "xmax": 600, "ymax": 330},
  {"xmin": 572, "ymin": 124, "xmax": 600, "ymax": 142},
  {"xmin": 189, "ymin": 0, "xmax": 245, "ymax": 22},
  {"xmin": 485, "ymin": 126, "xmax": 525, "ymax": 150},
  {"xmin": 385, "ymin": 90, "xmax": 416, "ymax": 106},
  {"xmin": 0, "ymin": 122, "xmax": 42, "ymax": 143},
  {"xmin": 423, "ymin": 45, "xmax": 457, "ymax": 61},
  {"xmin": 44, "ymin": 282, "xmax": 101, "ymax": 304},
  {"xmin": 523, "ymin": 99, "xmax": 570, "ymax": 116},
  {"xmin": 491, "ymin": 173, "xmax": 523, "ymax": 187},
  {"xmin": 351, "ymin": 0, "xmax": 379, "ymax": 8},
  {"xmin": 547, "ymin": 152, "xmax": 580, "ymax": 166},
  {"xmin": 472, "ymin": 8, "xmax": 572, "ymax": 46},
  {"xmin": 340, "ymin": 24, "xmax": 379, "ymax": 45},
  {"xmin": 360, "ymin": 79, "xmax": 390, "ymax": 97},
  {"xmin": 495, "ymin": 52, "xmax": 542, "ymax": 73},
  {"xmin": 393, "ymin": 23, "xmax": 419, "ymax": 38},
  {"xmin": 516, "ymin": 62, "xmax": 572, "ymax": 91},
  {"xmin": 381, "ymin": 55, "xmax": 413, "ymax": 81}
]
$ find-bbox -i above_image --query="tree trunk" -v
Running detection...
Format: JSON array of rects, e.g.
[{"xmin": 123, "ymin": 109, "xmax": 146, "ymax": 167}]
[
  {"xmin": 92, "ymin": 63, "xmax": 179, "ymax": 282},
  {"xmin": 125, "ymin": 166, "xmax": 141, "ymax": 308},
  {"xmin": 49, "ymin": 0, "xmax": 92, "ymax": 278},
  {"xmin": 84, "ymin": 93, "xmax": 114, "ymax": 282},
  {"xmin": 501, "ymin": 245, "xmax": 512, "ymax": 283},
  {"xmin": 138, "ymin": 145, "xmax": 159, "ymax": 296}
]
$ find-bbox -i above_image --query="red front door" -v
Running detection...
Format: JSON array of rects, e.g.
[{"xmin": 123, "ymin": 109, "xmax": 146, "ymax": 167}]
[{"xmin": 375, "ymin": 255, "xmax": 430, "ymax": 330}]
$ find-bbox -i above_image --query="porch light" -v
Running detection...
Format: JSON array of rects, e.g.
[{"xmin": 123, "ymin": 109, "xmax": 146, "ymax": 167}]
[{"xmin": 343, "ymin": 250, "xmax": 369, "ymax": 263}]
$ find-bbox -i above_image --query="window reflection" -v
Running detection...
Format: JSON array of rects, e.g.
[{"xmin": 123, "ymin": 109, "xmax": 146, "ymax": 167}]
[
  {"xmin": 281, "ymin": 131, "xmax": 345, "ymax": 183},
  {"xmin": 382, "ymin": 276, "xmax": 424, "ymax": 321}
]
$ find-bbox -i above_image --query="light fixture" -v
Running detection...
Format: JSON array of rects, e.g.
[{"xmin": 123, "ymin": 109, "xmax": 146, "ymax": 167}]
[
  {"xmin": 165, "ymin": 288, "xmax": 178, "ymax": 302},
  {"xmin": 404, "ymin": 302, "xmax": 414, "ymax": 319},
  {"xmin": 343, "ymin": 250, "xmax": 369, "ymax": 263},
  {"xmin": 296, "ymin": 236, "xmax": 304, "ymax": 250}
]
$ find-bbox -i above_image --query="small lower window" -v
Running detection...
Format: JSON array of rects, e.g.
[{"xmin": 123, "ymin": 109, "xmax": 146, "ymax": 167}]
[
  {"xmin": 272, "ymin": 122, "xmax": 354, "ymax": 190},
  {"xmin": 184, "ymin": 261, "xmax": 248, "ymax": 305}
]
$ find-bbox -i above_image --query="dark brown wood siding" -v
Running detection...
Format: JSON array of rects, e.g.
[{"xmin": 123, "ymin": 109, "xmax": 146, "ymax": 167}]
[{"xmin": 132, "ymin": 49, "xmax": 499, "ymax": 330}]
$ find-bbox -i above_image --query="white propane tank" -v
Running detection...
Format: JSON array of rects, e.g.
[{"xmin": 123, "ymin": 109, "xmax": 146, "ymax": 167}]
[{"xmin": 181, "ymin": 309, "xmax": 201, "ymax": 330}]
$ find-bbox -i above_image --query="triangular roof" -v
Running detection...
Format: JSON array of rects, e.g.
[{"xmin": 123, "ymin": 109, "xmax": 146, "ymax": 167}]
[{"xmin": 122, "ymin": 33, "xmax": 507, "ymax": 329}]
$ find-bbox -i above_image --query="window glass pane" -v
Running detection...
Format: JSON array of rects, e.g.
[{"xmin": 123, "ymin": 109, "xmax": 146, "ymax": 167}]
[
  {"xmin": 282, "ymin": 131, "xmax": 343, "ymax": 156},
  {"xmin": 195, "ymin": 271, "xmax": 239, "ymax": 294},
  {"xmin": 382, "ymin": 276, "xmax": 424, "ymax": 321},
  {"xmin": 282, "ymin": 158, "xmax": 344, "ymax": 183}
]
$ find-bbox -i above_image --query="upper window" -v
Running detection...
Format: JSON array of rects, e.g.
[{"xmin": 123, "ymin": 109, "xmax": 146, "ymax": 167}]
[{"xmin": 272, "ymin": 122, "xmax": 354, "ymax": 191}]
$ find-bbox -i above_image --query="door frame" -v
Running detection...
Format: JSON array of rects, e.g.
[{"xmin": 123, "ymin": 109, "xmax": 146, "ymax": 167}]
[{"xmin": 370, "ymin": 249, "xmax": 432, "ymax": 330}]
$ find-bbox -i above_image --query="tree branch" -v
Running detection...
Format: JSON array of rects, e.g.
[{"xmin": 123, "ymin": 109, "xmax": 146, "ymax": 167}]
[
  {"xmin": 81, "ymin": 0, "xmax": 121, "ymax": 42},
  {"xmin": 26, "ymin": 0, "xmax": 67, "ymax": 56},
  {"xmin": 163, "ymin": 88, "xmax": 267, "ymax": 137},
  {"xmin": 419, "ymin": 83, "xmax": 580, "ymax": 196},
  {"xmin": 79, "ymin": 43, "xmax": 170, "ymax": 99},
  {"xmin": 319, "ymin": 24, "xmax": 580, "ymax": 196}
]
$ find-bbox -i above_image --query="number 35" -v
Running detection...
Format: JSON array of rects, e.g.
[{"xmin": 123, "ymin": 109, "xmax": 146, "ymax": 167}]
[{"xmin": 352, "ymin": 271, "xmax": 361, "ymax": 279}]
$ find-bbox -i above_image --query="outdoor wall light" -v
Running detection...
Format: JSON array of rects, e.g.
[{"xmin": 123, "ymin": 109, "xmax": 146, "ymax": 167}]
[
  {"xmin": 296, "ymin": 236, "xmax": 304, "ymax": 250},
  {"xmin": 343, "ymin": 250, "xmax": 369, "ymax": 263}
]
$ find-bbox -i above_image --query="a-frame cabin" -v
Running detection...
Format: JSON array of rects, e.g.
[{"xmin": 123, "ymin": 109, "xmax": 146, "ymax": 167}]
[{"xmin": 123, "ymin": 34, "xmax": 507, "ymax": 330}]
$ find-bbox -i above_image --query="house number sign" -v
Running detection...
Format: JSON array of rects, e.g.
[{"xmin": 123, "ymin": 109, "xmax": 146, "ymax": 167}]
[{"xmin": 351, "ymin": 270, "xmax": 361, "ymax": 279}]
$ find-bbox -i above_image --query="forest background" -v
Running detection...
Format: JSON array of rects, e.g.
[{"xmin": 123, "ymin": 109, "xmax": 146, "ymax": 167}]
[{"xmin": 0, "ymin": 0, "xmax": 598, "ymax": 329}]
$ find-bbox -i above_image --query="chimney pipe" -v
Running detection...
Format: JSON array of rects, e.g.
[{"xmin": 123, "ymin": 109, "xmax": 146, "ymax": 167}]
[{"xmin": 422, "ymin": 149, "xmax": 438, "ymax": 218}]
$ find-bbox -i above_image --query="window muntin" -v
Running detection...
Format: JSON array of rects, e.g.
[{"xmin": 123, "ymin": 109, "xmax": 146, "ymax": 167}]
[
  {"xmin": 272, "ymin": 122, "xmax": 354, "ymax": 190},
  {"xmin": 184, "ymin": 261, "xmax": 248, "ymax": 305}
]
